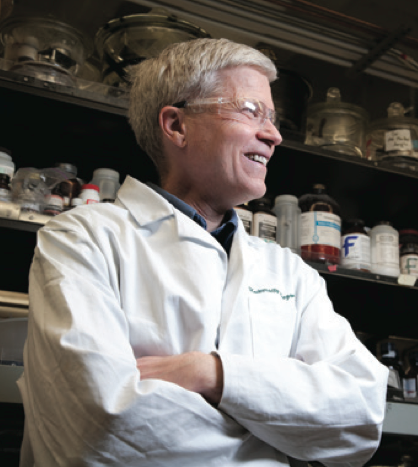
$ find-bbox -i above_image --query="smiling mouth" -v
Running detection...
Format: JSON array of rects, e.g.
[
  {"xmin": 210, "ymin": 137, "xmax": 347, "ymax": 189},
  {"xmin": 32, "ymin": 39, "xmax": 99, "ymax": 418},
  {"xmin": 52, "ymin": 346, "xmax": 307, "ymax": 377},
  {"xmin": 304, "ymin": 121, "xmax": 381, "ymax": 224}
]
[{"xmin": 245, "ymin": 154, "xmax": 268, "ymax": 167}]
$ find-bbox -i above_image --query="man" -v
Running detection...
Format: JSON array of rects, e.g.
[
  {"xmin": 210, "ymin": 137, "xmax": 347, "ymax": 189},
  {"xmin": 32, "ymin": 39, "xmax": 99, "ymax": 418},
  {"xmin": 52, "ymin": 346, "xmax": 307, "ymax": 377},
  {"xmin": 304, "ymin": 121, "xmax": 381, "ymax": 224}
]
[{"xmin": 18, "ymin": 38, "xmax": 388, "ymax": 466}]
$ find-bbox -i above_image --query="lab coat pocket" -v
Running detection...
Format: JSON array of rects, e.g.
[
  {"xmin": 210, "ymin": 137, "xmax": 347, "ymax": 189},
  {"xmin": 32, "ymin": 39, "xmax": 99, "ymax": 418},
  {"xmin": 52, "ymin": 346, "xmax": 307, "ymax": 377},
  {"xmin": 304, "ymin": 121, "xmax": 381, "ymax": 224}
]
[{"xmin": 249, "ymin": 291, "xmax": 297, "ymax": 359}]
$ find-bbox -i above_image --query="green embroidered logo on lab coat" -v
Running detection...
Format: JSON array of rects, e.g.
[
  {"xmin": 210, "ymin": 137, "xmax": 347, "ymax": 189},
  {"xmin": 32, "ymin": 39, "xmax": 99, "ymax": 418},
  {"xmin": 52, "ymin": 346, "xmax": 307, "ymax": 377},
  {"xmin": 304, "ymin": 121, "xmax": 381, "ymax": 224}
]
[{"xmin": 248, "ymin": 287, "xmax": 295, "ymax": 301}]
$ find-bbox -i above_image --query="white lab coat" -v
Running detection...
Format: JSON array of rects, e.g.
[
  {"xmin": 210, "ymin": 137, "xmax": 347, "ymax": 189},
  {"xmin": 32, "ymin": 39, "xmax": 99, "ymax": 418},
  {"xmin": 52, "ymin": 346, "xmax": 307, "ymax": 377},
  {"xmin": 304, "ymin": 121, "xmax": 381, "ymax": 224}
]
[{"xmin": 18, "ymin": 176, "xmax": 388, "ymax": 467}]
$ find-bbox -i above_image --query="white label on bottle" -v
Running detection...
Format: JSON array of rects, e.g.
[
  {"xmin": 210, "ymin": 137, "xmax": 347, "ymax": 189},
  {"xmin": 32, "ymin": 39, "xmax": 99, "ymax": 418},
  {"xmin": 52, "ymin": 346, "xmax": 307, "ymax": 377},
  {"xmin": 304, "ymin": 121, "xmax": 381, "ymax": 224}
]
[
  {"xmin": 300, "ymin": 211, "xmax": 341, "ymax": 248},
  {"xmin": 235, "ymin": 208, "xmax": 253, "ymax": 235},
  {"xmin": 374, "ymin": 233, "xmax": 399, "ymax": 266},
  {"xmin": 388, "ymin": 368, "xmax": 401, "ymax": 389},
  {"xmin": 85, "ymin": 199, "xmax": 99, "ymax": 205},
  {"xmin": 400, "ymin": 254, "xmax": 418, "ymax": 276},
  {"xmin": 252, "ymin": 212, "xmax": 277, "ymax": 243},
  {"xmin": 385, "ymin": 129, "xmax": 412, "ymax": 152},
  {"xmin": 340, "ymin": 234, "xmax": 371, "ymax": 268},
  {"xmin": 403, "ymin": 377, "xmax": 417, "ymax": 398}
]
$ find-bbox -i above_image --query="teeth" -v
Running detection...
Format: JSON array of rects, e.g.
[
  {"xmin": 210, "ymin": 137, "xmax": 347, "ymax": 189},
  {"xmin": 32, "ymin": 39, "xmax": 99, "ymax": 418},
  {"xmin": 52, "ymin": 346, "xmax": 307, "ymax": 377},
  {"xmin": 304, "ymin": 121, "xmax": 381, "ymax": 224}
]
[{"xmin": 246, "ymin": 154, "xmax": 267, "ymax": 166}]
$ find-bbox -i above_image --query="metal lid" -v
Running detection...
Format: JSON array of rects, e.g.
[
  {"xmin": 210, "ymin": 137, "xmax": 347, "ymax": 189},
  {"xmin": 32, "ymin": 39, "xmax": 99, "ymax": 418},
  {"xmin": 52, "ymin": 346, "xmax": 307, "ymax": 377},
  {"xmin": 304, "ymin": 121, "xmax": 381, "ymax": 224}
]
[{"xmin": 95, "ymin": 9, "xmax": 210, "ymax": 60}]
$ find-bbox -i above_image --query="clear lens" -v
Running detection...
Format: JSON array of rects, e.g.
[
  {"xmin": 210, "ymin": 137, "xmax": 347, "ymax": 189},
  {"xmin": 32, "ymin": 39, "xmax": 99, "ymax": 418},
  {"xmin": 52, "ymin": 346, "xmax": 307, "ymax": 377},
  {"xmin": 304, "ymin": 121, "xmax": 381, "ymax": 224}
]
[{"xmin": 183, "ymin": 97, "xmax": 278, "ymax": 128}]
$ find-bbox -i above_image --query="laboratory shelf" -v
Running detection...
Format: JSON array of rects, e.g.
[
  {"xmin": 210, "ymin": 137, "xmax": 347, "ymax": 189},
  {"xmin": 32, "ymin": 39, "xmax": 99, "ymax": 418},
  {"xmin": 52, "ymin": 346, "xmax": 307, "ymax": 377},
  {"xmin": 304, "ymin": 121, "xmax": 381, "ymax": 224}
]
[
  {"xmin": 0, "ymin": 218, "xmax": 43, "ymax": 233},
  {"xmin": 0, "ymin": 66, "xmax": 129, "ymax": 116},
  {"xmin": 306, "ymin": 261, "xmax": 418, "ymax": 290}
]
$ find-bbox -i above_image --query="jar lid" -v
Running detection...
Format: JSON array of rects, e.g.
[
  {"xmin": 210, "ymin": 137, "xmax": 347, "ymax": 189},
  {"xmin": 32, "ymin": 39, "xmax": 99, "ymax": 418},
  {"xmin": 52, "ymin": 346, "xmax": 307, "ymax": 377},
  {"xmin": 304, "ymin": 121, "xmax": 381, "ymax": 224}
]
[
  {"xmin": 274, "ymin": 194, "xmax": 298, "ymax": 204},
  {"xmin": 92, "ymin": 168, "xmax": 120, "ymax": 180},
  {"xmin": 248, "ymin": 197, "xmax": 272, "ymax": 209},
  {"xmin": 55, "ymin": 163, "xmax": 78, "ymax": 177},
  {"xmin": 82, "ymin": 184, "xmax": 99, "ymax": 192}
]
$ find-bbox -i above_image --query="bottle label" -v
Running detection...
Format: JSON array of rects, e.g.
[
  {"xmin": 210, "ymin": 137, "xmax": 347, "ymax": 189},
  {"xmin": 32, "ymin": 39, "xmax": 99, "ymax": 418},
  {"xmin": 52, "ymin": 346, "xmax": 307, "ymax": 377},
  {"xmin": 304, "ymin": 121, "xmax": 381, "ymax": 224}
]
[
  {"xmin": 252, "ymin": 212, "xmax": 277, "ymax": 243},
  {"xmin": 373, "ymin": 233, "xmax": 399, "ymax": 266},
  {"xmin": 387, "ymin": 368, "xmax": 401, "ymax": 389},
  {"xmin": 300, "ymin": 211, "xmax": 341, "ymax": 248},
  {"xmin": 235, "ymin": 208, "xmax": 253, "ymax": 235},
  {"xmin": 385, "ymin": 129, "xmax": 412, "ymax": 152},
  {"xmin": 403, "ymin": 377, "xmax": 417, "ymax": 398},
  {"xmin": 86, "ymin": 199, "xmax": 99, "ymax": 205},
  {"xmin": 400, "ymin": 254, "xmax": 418, "ymax": 276},
  {"xmin": 340, "ymin": 234, "xmax": 371, "ymax": 268}
]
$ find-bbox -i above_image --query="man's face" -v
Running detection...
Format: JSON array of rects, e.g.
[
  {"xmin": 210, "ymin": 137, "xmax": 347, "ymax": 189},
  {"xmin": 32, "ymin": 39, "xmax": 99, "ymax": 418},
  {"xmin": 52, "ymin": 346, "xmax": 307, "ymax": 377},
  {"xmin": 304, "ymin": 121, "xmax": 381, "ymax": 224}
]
[{"xmin": 182, "ymin": 65, "xmax": 282, "ymax": 209}]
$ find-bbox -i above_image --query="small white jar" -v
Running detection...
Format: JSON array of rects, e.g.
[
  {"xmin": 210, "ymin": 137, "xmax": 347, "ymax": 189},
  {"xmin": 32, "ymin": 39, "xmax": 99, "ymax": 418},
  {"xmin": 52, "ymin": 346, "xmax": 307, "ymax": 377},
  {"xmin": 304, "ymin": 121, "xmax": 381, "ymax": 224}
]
[
  {"xmin": 79, "ymin": 184, "xmax": 100, "ymax": 204},
  {"xmin": 370, "ymin": 221, "xmax": 400, "ymax": 277}
]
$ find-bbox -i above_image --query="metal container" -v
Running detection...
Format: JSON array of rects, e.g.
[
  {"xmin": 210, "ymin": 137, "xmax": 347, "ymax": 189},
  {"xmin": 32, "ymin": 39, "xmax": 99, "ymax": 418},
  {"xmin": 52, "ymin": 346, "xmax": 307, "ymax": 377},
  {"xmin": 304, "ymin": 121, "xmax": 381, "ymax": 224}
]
[
  {"xmin": 0, "ymin": 15, "xmax": 91, "ymax": 86},
  {"xmin": 305, "ymin": 87, "xmax": 369, "ymax": 157},
  {"xmin": 95, "ymin": 9, "xmax": 210, "ymax": 89},
  {"xmin": 365, "ymin": 102, "xmax": 418, "ymax": 171}
]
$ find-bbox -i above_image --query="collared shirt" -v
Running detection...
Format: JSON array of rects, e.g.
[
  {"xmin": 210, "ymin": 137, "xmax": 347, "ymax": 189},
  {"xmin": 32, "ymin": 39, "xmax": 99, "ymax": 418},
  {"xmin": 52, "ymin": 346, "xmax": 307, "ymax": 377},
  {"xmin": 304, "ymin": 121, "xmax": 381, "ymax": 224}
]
[{"xmin": 148, "ymin": 183, "xmax": 238, "ymax": 255}]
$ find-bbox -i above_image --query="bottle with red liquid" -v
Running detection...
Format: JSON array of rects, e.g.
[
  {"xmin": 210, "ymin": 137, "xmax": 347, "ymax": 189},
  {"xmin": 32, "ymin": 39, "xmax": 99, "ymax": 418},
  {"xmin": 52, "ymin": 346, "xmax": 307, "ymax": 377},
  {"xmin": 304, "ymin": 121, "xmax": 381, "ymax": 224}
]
[{"xmin": 298, "ymin": 184, "xmax": 341, "ymax": 264}]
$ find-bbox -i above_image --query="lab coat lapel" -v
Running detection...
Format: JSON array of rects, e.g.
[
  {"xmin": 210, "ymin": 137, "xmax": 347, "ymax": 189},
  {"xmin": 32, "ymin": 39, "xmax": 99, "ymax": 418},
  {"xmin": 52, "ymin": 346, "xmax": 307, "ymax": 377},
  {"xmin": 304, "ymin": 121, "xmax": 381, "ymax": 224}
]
[{"xmin": 218, "ymin": 221, "xmax": 259, "ymax": 355}]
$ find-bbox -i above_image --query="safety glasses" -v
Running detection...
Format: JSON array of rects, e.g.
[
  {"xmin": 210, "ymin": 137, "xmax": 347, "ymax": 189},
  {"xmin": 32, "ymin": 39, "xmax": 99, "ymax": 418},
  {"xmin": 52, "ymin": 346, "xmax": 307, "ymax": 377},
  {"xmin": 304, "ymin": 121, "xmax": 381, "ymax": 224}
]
[{"xmin": 173, "ymin": 97, "xmax": 278, "ymax": 129}]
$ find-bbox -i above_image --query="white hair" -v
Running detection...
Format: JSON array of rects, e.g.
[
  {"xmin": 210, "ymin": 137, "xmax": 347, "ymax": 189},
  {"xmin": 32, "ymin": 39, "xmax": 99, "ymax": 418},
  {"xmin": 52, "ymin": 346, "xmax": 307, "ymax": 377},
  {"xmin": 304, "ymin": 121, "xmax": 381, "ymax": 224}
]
[{"xmin": 127, "ymin": 38, "xmax": 277, "ymax": 175}]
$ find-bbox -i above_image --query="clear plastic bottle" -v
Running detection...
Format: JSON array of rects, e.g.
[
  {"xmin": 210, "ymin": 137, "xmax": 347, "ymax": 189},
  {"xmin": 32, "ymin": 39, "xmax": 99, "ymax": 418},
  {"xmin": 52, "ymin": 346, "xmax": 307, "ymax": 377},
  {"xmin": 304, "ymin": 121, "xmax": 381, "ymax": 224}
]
[
  {"xmin": 272, "ymin": 194, "xmax": 300, "ymax": 254},
  {"xmin": 90, "ymin": 168, "xmax": 120, "ymax": 203},
  {"xmin": 340, "ymin": 219, "xmax": 371, "ymax": 272},
  {"xmin": 370, "ymin": 221, "xmax": 400, "ymax": 277},
  {"xmin": 298, "ymin": 184, "xmax": 341, "ymax": 264},
  {"xmin": 248, "ymin": 197, "xmax": 277, "ymax": 243}
]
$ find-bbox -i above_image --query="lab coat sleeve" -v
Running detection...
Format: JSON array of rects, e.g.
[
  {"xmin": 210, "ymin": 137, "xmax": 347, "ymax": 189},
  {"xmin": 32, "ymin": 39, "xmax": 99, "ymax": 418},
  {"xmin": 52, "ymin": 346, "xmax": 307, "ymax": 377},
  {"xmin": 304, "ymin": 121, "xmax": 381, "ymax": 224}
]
[
  {"xmin": 217, "ymin": 265, "xmax": 389, "ymax": 467},
  {"xmin": 18, "ymin": 223, "xmax": 246, "ymax": 466}
]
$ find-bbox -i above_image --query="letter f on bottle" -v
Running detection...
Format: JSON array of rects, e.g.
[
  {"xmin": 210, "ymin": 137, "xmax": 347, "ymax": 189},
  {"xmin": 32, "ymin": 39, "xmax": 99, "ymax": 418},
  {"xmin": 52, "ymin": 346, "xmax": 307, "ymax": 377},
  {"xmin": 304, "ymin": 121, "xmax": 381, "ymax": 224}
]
[{"xmin": 343, "ymin": 235, "xmax": 357, "ymax": 256}]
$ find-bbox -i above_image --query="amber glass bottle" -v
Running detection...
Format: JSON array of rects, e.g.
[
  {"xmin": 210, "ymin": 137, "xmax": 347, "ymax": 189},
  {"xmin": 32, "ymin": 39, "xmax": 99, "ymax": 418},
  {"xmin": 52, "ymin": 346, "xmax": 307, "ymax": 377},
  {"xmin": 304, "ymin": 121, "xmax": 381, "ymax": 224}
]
[{"xmin": 298, "ymin": 184, "xmax": 341, "ymax": 264}]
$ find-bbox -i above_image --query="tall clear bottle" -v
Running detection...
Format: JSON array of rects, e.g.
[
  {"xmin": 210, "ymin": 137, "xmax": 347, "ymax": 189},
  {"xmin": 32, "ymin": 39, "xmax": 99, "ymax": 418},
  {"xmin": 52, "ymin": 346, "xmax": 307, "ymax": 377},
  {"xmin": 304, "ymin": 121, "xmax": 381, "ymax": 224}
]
[{"xmin": 298, "ymin": 184, "xmax": 341, "ymax": 264}]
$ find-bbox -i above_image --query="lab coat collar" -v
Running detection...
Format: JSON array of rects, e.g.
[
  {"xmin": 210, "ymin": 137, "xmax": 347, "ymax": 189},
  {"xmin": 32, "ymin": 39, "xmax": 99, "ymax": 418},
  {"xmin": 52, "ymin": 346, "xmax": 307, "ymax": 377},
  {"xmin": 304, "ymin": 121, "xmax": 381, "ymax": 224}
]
[
  {"xmin": 116, "ymin": 176, "xmax": 228, "ymax": 253},
  {"xmin": 116, "ymin": 176, "xmax": 176, "ymax": 227}
]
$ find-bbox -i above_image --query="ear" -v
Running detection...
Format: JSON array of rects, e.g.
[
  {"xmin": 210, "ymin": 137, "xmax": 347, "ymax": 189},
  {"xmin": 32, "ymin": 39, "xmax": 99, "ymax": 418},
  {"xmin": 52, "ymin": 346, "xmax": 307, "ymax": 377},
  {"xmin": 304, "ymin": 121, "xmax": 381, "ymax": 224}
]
[{"xmin": 159, "ymin": 106, "xmax": 187, "ymax": 148}]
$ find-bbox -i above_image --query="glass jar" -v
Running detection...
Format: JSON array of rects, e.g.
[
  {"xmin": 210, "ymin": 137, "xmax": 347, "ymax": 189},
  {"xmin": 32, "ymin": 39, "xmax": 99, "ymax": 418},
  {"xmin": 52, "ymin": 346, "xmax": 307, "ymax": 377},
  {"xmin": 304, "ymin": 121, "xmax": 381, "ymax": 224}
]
[
  {"xmin": 0, "ymin": 173, "xmax": 11, "ymax": 203},
  {"xmin": 52, "ymin": 163, "xmax": 82, "ymax": 210},
  {"xmin": 399, "ymin": 229, "xmax": 418, "ymax": 276},
  {"xmin": 305, "ymin": 87, "xmax": 369, "ymax": 157},
  {"xmin": 234, "ymin": 203, "xmax": 253, "ymax": 235},
  {"xmin": 299, "ymin": 184, "xmax": 341, "ymax": 264},
  {"xmin": 365, "ymin": 103, "xmax": 418, "ymax": 171},
  {"xmin": 248, "ymin": 197, "xmax": 277, "ymax": 243}
]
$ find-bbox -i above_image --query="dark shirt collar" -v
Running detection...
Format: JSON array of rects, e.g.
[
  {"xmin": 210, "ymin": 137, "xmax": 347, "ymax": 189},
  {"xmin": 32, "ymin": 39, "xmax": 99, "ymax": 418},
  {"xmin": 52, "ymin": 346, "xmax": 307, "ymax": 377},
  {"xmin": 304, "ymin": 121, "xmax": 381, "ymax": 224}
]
[{"xmin": 147, "ymin": 183, "xmax": 238, "ymax": 255}]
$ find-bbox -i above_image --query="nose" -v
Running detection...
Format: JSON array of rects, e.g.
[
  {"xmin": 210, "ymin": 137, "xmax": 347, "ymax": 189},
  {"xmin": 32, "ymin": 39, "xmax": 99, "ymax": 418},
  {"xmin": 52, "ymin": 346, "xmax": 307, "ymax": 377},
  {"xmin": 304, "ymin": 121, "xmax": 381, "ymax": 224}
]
[{"xmin": 257, "ymin": 120, "xmax": 283, "ymax": 147}]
